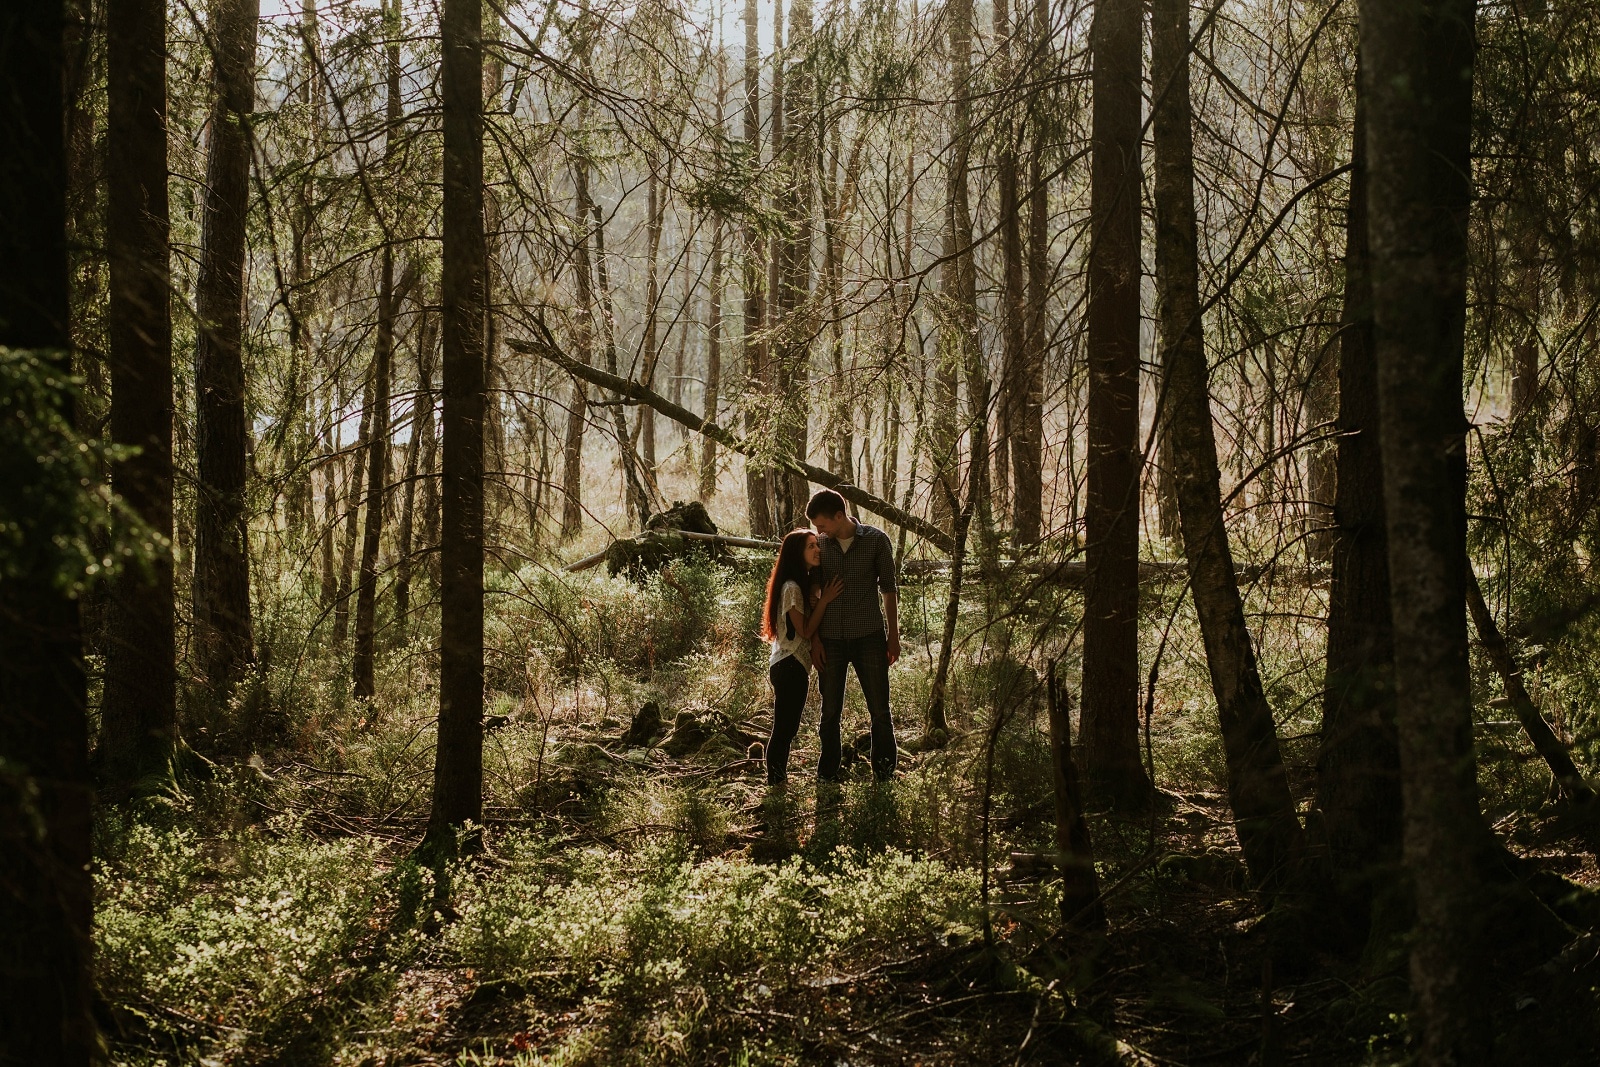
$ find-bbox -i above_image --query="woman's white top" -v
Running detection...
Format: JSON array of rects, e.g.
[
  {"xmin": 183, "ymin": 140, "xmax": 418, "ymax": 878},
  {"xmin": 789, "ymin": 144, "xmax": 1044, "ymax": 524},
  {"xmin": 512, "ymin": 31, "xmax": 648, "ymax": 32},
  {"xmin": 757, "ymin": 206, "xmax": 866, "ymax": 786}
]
[{"xmin": 769, "ymin": 580, "xmax": 811, "ymax": 669}]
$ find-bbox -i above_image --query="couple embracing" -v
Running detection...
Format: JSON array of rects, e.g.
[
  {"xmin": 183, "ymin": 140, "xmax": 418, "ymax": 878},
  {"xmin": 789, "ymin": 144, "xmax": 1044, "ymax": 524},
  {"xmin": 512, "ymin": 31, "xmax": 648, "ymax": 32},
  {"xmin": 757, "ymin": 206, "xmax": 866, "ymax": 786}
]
[{"xmin": 759, "ymin": 489, "xmax": 901, "ymax": 787}]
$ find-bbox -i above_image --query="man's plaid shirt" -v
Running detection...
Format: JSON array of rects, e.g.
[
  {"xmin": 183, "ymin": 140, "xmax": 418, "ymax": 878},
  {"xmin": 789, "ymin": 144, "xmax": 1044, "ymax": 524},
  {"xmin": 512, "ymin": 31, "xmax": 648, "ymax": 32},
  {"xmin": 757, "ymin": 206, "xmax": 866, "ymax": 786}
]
[{"xmin": 816, "ymin": 522, "xmax": 897, "ymax": 641}]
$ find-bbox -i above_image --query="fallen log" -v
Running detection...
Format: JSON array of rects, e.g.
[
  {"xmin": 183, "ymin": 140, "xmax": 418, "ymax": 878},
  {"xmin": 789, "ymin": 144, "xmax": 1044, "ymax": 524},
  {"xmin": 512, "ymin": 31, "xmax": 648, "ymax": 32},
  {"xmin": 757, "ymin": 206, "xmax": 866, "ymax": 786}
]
[
  {"xmin": 900, "ymin": 558, "xmax": 1329, "ymax": 588},
  {"xmin": 509, "ymin": 322, "xmax": 955, "ymax": 553},
  {"xmin": 1466, "ymin": 565, "xmax": 1596, "ymax": 810},
  {"xmin": 566, "ymin": 529, "xmax": 779, "ymax": 574}
]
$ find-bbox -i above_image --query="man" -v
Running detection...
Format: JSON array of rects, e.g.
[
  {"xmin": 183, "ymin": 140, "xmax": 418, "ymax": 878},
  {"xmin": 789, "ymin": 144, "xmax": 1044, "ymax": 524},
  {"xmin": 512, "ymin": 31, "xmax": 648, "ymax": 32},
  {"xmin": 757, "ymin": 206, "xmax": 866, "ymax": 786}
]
[{"xmin": 806, "ymin": 488, "xmax": 900, "ymax": 782}]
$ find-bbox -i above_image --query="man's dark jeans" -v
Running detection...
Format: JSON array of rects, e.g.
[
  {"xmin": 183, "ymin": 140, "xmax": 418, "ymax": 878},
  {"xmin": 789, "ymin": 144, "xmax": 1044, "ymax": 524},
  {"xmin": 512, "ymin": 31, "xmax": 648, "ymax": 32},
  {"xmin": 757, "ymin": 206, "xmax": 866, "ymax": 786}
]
[{"xmin": 818, "ymin": 633, "xmax": 896, "ymax": 781}]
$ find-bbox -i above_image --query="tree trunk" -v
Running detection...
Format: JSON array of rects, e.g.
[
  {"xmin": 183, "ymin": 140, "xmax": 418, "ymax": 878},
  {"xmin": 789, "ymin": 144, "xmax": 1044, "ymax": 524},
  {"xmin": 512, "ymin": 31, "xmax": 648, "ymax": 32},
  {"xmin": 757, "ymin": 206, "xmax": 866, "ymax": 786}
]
[
  {"xmin": 1013, "ymin": 0, "xmax": 1048, "ymax": 547},
  {"xmin": 1047, "ymin": 663, "xmax": 1106, "ymax": 932},
  {"xmin": 0, "ymin": 1, "xmax": 95, "ymax": 1054},
  {"xmin": 882, "ymin": 375, "xmax": 901, "ymax": 512},
  {"xmin": 286, "ymin": 0, "xmax": 323, "ymax": 545},
  {"xmin": 395, "ymin": 308, "xmax": 435, "ymax": 633},
  {"xmin": 560, "ymin": 153, "xmax": 594, "ymax": 541},
  {"xmin": 640, "ymin": 156, "xmax": 663, "ymax": 474},
  {"xmin": 772, "ymin": 0, "xmax": 813, "ymax": 530},
  {"xmin": 192, "ymin": 0, "xmax": 258, "ymax": 697},
  {"xmin": 320, "ymin": 422, "xmax": 337, "ymax": 605},
  {"xmin": 1153, "ymin": 0, "xmax": 1303, "ymax": 895},
  {"xmin": 671, "ymin": 233, "xmax": 692, "ymax": 448},
  {"xmin": 742, "ymin": 0, "xmax": 773, "ymax": 538},
  {"xmin": 65, "ymin": 0, "xmax": 102, "ymax": 372},
  {"xmin": 420, "ymin": 349, "xmax": 441, "ymax": 589},
  {"xmin": 926, "ymin": 463, "xmax": 979, "ymax": 734},
  {"xmin": 1079, "ymin": 0, "xmax": 1150, "ymax": 812},
  {"xmin": 1303, "ymin": 346, "xmax": 1338, "ymax": 561},
  {"xmin": 353, "ymin": 8, "xmax": 404, "ymax": 702},
  {"xmin": 352, "ymin": 252, "xmax": 393, "ymax": 700},
  {"xmin": 822, "ymin": 123, "xmax": 851, "ymax": 481},
  {"xmin": 100, "ymin": 0, "xmax": 177, "ymax": 788},
  {"xmin": 1465, "ymin": 567, "xmax": 1594, "ymax": 807},
  {"xmin": 1360, "ymin": 2, "xmax": 1491, "ymax": 1059},
  {"xmin": 588, "ymin": 186, "xmax": 653, "ymax": 528},
  {"xmin": 1508, "ymin": 239, "xmax": 1540, "ymax": 422},
  {"xmin": 995, "ymin": 0, "xmax": 1021, "ymax": 534},
  {"xmin": 940, "ymin": 0, "xmax": 989, "ymax": 553},
  {"xmin": 333, "ymin": 381, "xmax": 369, "ymax": 652},
  {"xmin": 427, "ymin": 0, "xmax": 487, "ymax": 851},
  {"xmin": 1313, "ymin": 91, "xmax": 1403, "ymax": 914},
  {"xmin": 701, "ymin": 107, "xmax": 725, "ymax": 504}
]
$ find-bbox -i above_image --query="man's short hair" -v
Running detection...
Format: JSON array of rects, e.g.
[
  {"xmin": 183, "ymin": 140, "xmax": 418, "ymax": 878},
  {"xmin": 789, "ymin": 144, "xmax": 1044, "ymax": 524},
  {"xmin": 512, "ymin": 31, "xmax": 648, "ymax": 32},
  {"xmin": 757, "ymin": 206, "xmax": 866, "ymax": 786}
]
[{"xmin": 806, "ymin": 488, "xmax": 847, "ymax": 520}]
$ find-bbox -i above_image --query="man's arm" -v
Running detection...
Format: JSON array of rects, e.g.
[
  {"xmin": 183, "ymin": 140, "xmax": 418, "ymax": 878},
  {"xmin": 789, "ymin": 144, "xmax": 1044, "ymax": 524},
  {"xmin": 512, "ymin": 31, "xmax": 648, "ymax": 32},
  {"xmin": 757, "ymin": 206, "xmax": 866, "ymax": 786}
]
[{"xmin": 878, "ymin": 532, "xmax": 900, "ymax": 665}]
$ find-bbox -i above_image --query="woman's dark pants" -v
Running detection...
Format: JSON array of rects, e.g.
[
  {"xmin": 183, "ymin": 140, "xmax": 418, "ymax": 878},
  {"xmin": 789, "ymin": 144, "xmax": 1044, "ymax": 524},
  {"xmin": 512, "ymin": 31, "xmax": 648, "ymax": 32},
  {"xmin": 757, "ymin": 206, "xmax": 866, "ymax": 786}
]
[{"xmin": 766, "ymin": 655, "xmax": 809, "ymax": 785}]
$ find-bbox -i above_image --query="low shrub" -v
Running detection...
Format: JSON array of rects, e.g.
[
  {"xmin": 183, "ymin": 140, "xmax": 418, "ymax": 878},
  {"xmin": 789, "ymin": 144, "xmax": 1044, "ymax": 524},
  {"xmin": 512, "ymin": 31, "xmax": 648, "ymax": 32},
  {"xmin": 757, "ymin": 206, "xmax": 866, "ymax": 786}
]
[
  {"xmin": 501, "ymin": 562, "xmax": 737, "ymax": 678},
  {"xmin": 445, "ymin": 839, "xmax": 980, "ymax": 999},
  {"xmin": 95, "ymin": 816, "xmax": 398, "ymax": 1062}
]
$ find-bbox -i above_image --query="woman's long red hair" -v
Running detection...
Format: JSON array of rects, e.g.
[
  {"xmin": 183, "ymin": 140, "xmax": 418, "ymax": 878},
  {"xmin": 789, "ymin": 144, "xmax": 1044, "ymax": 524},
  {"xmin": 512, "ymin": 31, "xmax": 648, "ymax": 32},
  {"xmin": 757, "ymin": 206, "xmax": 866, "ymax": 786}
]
[{"xmin": 760, "ymin": 529, "xmax": 816, "ymax": 640}]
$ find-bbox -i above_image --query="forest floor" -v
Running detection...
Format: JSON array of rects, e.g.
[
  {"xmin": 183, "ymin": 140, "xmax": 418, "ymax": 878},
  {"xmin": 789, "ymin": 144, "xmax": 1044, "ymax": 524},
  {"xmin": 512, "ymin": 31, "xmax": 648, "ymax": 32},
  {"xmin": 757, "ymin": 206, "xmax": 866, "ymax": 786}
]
[{"xmin": 92, "ymin": 562, "xmax": 1600, "ymax": 1066}]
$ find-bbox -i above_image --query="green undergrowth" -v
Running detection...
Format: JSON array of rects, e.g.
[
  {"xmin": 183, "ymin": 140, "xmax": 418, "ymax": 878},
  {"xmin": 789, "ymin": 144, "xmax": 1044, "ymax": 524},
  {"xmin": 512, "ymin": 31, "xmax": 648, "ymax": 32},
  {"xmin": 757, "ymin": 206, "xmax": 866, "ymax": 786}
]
[
  {"xmin": 95, "ymin": 811, "xmax": 406, "ymax": 1064},
  {"xmin": 445, "ymin": 838, "xmax": 981, "ymax": 1005},
  {"xmin": 93, "ymin": 544, "xmax": 1600, "ymax": 1065},
  {"xmin": 93, "ymin": 797, "xmax": 985, "ymax": 1066}
]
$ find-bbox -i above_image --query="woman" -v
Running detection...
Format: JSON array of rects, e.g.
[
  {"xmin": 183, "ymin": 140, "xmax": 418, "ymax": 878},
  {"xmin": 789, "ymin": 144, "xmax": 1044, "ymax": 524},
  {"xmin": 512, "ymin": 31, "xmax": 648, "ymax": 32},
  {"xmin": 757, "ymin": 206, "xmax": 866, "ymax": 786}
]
[{"xmin": 761, "ymin": 529, "xmax": 842, "ymax": 787}]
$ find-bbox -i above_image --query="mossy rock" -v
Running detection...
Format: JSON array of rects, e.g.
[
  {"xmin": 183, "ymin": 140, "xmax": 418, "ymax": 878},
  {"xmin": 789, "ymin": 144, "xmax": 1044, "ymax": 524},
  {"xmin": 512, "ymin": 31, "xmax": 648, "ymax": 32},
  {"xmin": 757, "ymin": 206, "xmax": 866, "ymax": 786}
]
[
  {"xmin": 1156, "ymin": 848, "xmax": 1247, "ymax": 892},
  {"xmin": 619, "ymin": 700, "xmax": 663, "ymax": 748},
  {"xmin": 646, "ymin": 500, "xmax": 719, "ymax": 536},
  {"xmin": 661, "ymin": 710, "xmax": 712, "ymax": 757}
]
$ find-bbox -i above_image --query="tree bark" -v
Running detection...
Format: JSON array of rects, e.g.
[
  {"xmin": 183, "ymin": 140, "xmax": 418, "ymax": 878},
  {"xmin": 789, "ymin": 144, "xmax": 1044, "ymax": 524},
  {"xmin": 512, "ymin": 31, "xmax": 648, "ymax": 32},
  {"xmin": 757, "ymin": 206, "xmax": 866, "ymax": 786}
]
[
  {"xmin": 1508, "ymin": 239, "xmax": 1540, "ymax": 422},
  {"xmin": 320, "ymin": 422, "xmax": 337, "ymax": 605},
  {"xmin": 428, "ymin": 0, "xmax": 487, "ymax": 851},
  {"xmin": 1079, "ymin": 0, "xmax": 1150, "ymax": 812},
  {"xmin": 352, "ymin": 254, "xmax": 393, "ymax": 700},
  {"xmin": 1313, "ymin": 90, "xmax": 1403, "ymax": 910},
  {"xmin": 192, "ymin": 0, "xmax": 259, "ymax": 697},
  {"xmin": 100, "ymin": 0, "xmax": 177, "ymax": 788},
  {"xmin": 640, "ymin": 155, "xmax": 663, "ymax": 473},
  {"xmin": 822, "ymin": 123, "xmax": 853, "ymax": 482},
  {"xmin": 995, "ymin": 0, "xmax": 1021, "ymax": 532},
  {"xmin": 1465, "ymin": 566, "xmax": 1594, "ymax": 807},
  {"xmin": 1047, "ymin": 663, "xmax": 1106, "ymax": 932},
  {"xmin": 395, "ymin": 308, "xmax": 436, "ymax": 633},
  {"xmin": 1013, "ymin": 0, "xmax": 1048, "ymax": 546},
  {"xmin": 940, "ymin": 0, "xmax": 989, "ymax": 552},
  {"xmin": 772, "ymin": 0, "xmax": 814, "ymax": 530},
  {"xmin": 353, "ymin": 5, "xmax": 404, "ymax": 702},
  {"xmin": 333, "ymin": 380, "xmax": 369, "ymax": 652},
  {"xmin": 926, "ymin": 487, "xmax": 974, "ymax": 734},
  {"xmin": 742, "ymin": 0, "xmax": 773, "ymax": 538},
  {"xmin": 587, "ymin": 185, "xmax": 653, "ymax": 528},
  {"xmin": 701, "ymin": 77, "xmax": 726, "ymax": 506},
  {"xmin": 1156, "ymin": 413, "xmax": 1183, "ymax": 543},
  {"xmin": 1360, "ymin": 2, "xmax": 1491, "ymax": 1060},
  {"xmin": 286, "ymin": 0, "xmax": 323, "ymax": 545},
  {"xmin": 1304, "ymin": 348, "xmax": 1339, "ymax": 561},
  {"xmin": 672, "ymin": 242, "xmax": 692, "ymax": 449},
  {"xmin": 1153, "ymin": 0, "xmax": 1304, "ymax": 896},
  {"xmin": 420, "ymin": 347, "xmax": 441, "ymax": 589},
  {"xmin": 0, "ymin": 1, "xmax": 95, "ymax": 1055},
  {"xmin": 560, "ymin": 154, "xmax": 594, "ymax": 541}
]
